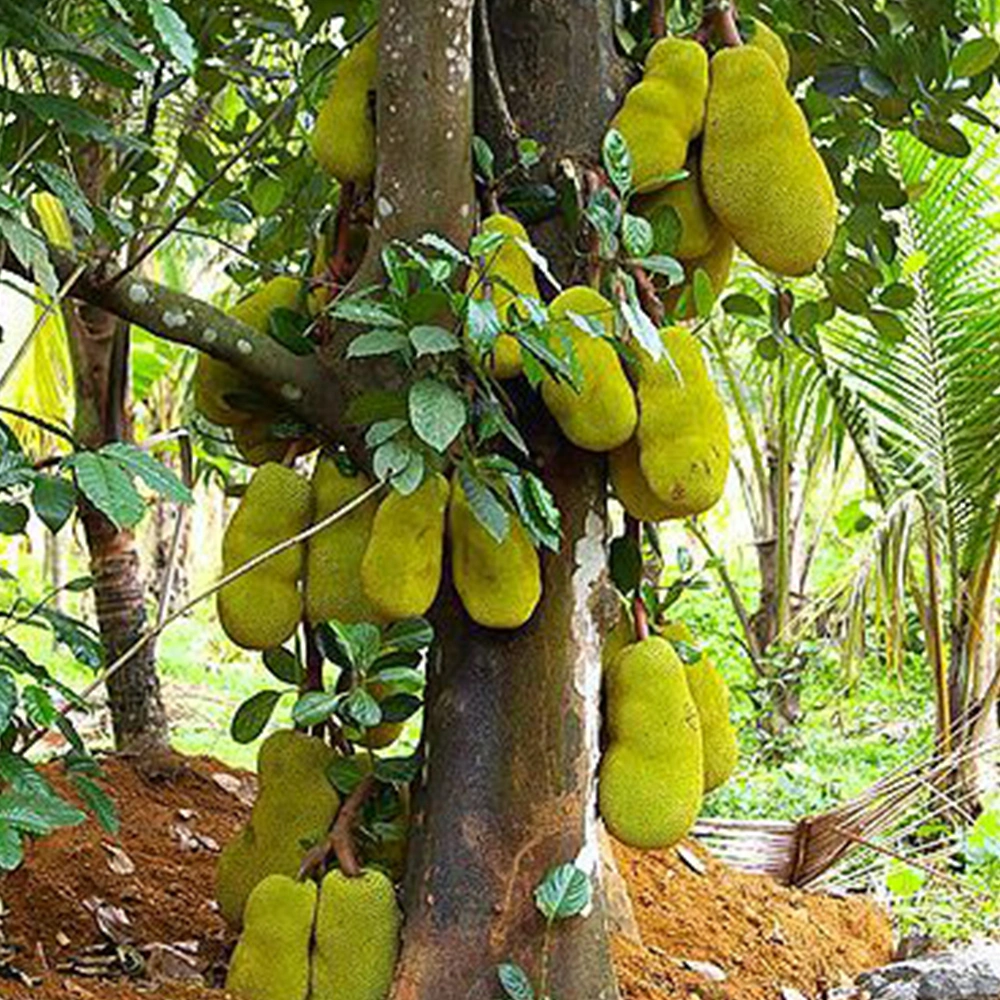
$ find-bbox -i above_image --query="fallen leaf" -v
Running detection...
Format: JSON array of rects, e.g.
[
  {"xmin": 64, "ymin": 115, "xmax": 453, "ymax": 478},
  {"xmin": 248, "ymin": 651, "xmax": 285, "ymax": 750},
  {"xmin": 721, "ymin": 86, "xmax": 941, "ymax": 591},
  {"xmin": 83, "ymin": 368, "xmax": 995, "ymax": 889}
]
[
  {"xmin": 676, "ymin": 844, "xmax": 707, "ymax": 875},
  {"xmin": 101, "ymin": 842, "xmax": 136, "ymax": 876}
]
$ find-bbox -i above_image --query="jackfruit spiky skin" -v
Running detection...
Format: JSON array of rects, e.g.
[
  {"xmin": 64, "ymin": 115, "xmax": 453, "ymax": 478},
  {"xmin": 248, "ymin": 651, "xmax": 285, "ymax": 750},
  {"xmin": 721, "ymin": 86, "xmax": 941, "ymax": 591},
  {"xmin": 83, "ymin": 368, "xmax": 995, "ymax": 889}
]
[
  {"xmin": 216, "ymin": 730, "xmax": 339, "ymax": 928},
  {"xmin": 608, "ymin": 38, "xmax": 709, "ymax": 194},
  {"xmin": 305, "ymin": 458, "xmax": 380, "ymax": 624},
  {"xmin": 465, "ymin": 214, "xmax": 540, "ymax": 379},
  {"xmin": 194, "ymin": 277, "xmax": 303, "ymax": 427},
  {"xmin": 702, "ymin": 47, "xmax": 836, "ymax": 276},
  {"xmin": 311, "ymin": 30, "xmax": 379, "ymax": 184},
  {"xmin": 636, "ymin": 327, "xmax": 729, "ymax": 518},
  {"xmin": 225, "ymin": 875, "xmax": 316, "ymax": 1000},
  {"xmin": 311, "ymin": 868, "xmax": 402, "ymax": 1000},
  {"xmin": 448, "ymin": 475, "xmax": 542, "ymax": 629},
  {"xmin": 601, "ymin": 608, "xmax": 634, "ymax": 673},
  {"xmin": 540, "ymin": 287, "xmax": 637, "ymax": 453},
  {"xmin": 610, "ymin": 437, "xmax": 674, "ymax": 522},
  {"xmin": 749, "ymin": 18, "xmax": 790, "ymax": 82},
  {"xmin": 361, "ymin": 473, "xmax": 449, "ymax": 621},
  {"xmin": 635, "ymin": 170, "xmax": 718, "ymax": 260},
  {"xmin": 599, "ymin": 636, "xmax": 703, "ymax": 849},
  {"xmin": 661, "ymin": 622, "xmax": 739, "ymax": 793},
  {"xmin": 217, "ymin": 463, "xmax": 313, "ymax": 650},
  {"xmin": 663, "ymin": 228, "xmax": 735, "ymax": 320}
]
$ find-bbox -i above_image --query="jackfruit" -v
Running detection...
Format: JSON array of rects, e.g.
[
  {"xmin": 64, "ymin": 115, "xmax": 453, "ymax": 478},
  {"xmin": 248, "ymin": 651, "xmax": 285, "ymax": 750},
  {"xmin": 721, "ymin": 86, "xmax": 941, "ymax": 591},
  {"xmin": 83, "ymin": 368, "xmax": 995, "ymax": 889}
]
[
  {"xmin": 216, "ymin": 730, "xmax": 339, "ymax": 928},
  {"xmin": 749, "ymin": 18, "xmax": 790, "ymax": 81},
  {"xmin": 311, "ymin": 868, "xmax": 402, "ymax": 1000},
  {"xmin": 608, "ymin": 38, "xmax": 709, "ymax": 193},
  {"xmin": 610, "ymin": 437, "xmax": 673, "ymax": 522},
  {"xmin": 662, "ymin": 622, "xmax": 739, "ymax": 793},
  {"xmin": 702, "ymin": 46, "xmax": 836, "ymax": 276},
  {"xmin": 602, "ymin": 607, "xmax": 634, "ymax": 672},
  {"xmin": 540, "ymin": 287, "xmax": 637, "ymax": 452},
  {"xmin": 361, "ymin": 473, "xmax": 449, "ymax": 621},
  {"xmin": 225, "ymin": 874, "xmax": 316, "ymax": 1000},
  {"xmin": 194, "ymin": 277, "xmax": 303, "ymax": 427},
  {"xmin": 346, "ymin": 680, "xmax": 404, "ymax": 749},
  {"xmin": 448, "ymin": 475, "xmax": 541, "ymax": 629},
  {"xmin": 599, "ymin": 636, "xmax": 703, "ymax": 849},
  {"xmin": 312, "ymin": 30, "xmax": 379, "ymax": 185},
  {"xmin": 305, "ymin": 458, "xmax": 380, "ymax": 624},
  {"xmin": 217, "ymin": 463, "xmax": 313, "ymax": 650},
  {"xmin": 636, "ymin": 327, "xmax": 729, "ymax": 518},
  {"xmin": 464, "ymin": 214, "xmax": 540, "ymax": 379},
  {"xmin": 635, "ymin": 170, "xmax": 717, "ymax": 260},
  {"xmin": 663, "ymin": 228, "xmax": 735, "ymax": 320}
]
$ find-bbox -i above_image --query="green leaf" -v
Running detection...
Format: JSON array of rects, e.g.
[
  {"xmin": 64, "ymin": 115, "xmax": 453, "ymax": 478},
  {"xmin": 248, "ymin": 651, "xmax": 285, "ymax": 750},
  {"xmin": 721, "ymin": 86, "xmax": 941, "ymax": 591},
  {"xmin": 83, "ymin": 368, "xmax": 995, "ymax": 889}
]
[
  {"xmin": 472, "ymin": 135, "xmax": 495, "ymax": 182},
  {"xmin": 268, "ymin": 308, "xmax": 315, "ymax": 356},
  {"xmin": 33, "ymin": 162, "xmax": 95, "ymax": 233},
  {"xmin": 7, "ymin": 90, "xmax": 115, "ymax": 143},
  {"xmin": 69, "ymin": 453, "xmax": 146, "ymax": 529},
  {"xmin": 602, "ymin": 128, "xmax": 633, "ymax": 195},
  {"xmin": 368, "ymin": 664, "xmax": 424, "ymax": 693},
  {"xmin": 617, "ymin": 273, "xmax": 662, "ymax": 360},
  {"xmin": 146, "ymin": 0, "xmax": 197, "ymax": 70},
  {"xmin": 251, "ymin": 176, "xmax": 285, "ymax": 216},
  {"xmin": 178, "ymin": 134, "xmax": 216, "ymax": 181},
  {"xmin": 517, "ymin": 137, "xmax": 542, "ymax": 169},
  {"xmin": 72, "ymin": 775, "xmax": 119, "ymax": 834},
  {"xmin": 382, "ymin": 617, "xmax": 434, "ymax": 652},
  {"xmin": 722, "ymin": 293, "xmax": 765, "ymax": 318},
  {"xmin": 692, "ymin": 268, "xmax": 717, "ymax": 317},
  {"xmin": 100, "ymin": 442, "xmax": 192, "ymax": 504},
  {"xmin": 409, "ymin": 325, "xmax": 459, "ymax": 356},
  {"xmin": 0, "ymin": 790, "xmax": 85, "ymax": 835},
  {"xmin": 374, "ymin": 754, "xmax": 421, "ymax": 784},
  {"xmin": 329, "ymin": 299, "xmax": 404, "ymax": 328},
  {"xmin": 231, "ymin": 690, "xmax": 282, "ymax": 743},
  {"xmin": 534, "ymin": 863, "xmax": 591, "ymax": 921},
  {"xmin": 0, "ymin": 502, "xmax": 29, "ymax": 535},
  {"xmin": 327, "ymin": 755, "xmax": 367, "ymax": 795},
  {"xmin": 621, "ymin": 213, "xmax": 654, "ymax": 258},
  {"xmin": 409, "ymin": 380, "xmax": 466, "ymax": 453},
  {"xmin": 379, "ymin": 693, "xmax": 421, "ymax": 723},
  {"xmin": 0, "ymin": 215, "xmax": 58, "ymax": 294},
  {"xmin": 292, "ymin": 690, "xmax": 342, "ymax": 728},
  {"xmin": 756, "ymin": 336, "xmax": 781, "ymax": 361},
  {"xmin": 609, "ymin": 535, "xmax": 642, "ymax": 595},
  {"xmin": 31, "ymin": 476, "xmax": 77, "ymax": 533},
  {"xmin": 345, "ymin": 687, "xmax": 382, "ymax": 728},
  {"xmin": 869, "ymin": 309, "xmax": 908, "ymax": 343},
  {"xmin": 458, "ymin": 468, "xmax": 508, "ymax": 543},
  {"xmin": 0, "ymin": 671, "xmax": 16, "ymax": 734},
  {"xmin": 373, "ymin": 440, "xmax": 413, "ymax": 482},
  {"xmin": 912, "ymin": 118, "xmax": 972, "ymax": 158},
  {"xmin": 633, "ymin": 255, "xmax": 684, "ymax": 284},
  {"xmin": 263, "ymin": 647, "xmax": 304, "ymax": 686},
  {"xmin": 498, "ymin": 962, "xmax": 535, "ymax": 1000},
  {"xmin": 952, "ymin": 36, "xmax": 1000, "ymax": 77},
  {"xmin": 348, "ymin": 329, "xmax": 411, "ymax": 358},
  {"xmin": 879, "ymin": 283, "xmax": 917, "ymax": 310},
  {"xmin": 0, "ymin": 822, "xmax": 23, "ymax": 871},
  {"xmin": 37, "ymin": 608, "xmax": 103, "ymax": 670},
  {"xmin": 391, "ymin": 452, "xmax": 425, "ymax": 495}
]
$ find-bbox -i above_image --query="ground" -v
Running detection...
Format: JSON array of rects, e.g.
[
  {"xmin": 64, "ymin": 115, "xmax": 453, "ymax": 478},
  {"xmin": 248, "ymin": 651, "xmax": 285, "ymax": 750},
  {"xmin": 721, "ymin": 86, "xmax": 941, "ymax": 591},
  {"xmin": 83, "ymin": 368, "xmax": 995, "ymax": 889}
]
[{"xmin": 0, "ymin": 754, "xmax": 892, "ymax": 1000}]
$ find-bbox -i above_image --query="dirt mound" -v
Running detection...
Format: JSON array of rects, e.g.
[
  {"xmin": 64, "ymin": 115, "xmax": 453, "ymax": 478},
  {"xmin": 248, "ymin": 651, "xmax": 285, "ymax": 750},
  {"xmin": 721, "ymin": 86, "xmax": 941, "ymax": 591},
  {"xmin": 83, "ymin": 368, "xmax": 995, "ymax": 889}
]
[{"xmin": 0, "ymin": 755, "xmax": 891, "ymax": 1000}]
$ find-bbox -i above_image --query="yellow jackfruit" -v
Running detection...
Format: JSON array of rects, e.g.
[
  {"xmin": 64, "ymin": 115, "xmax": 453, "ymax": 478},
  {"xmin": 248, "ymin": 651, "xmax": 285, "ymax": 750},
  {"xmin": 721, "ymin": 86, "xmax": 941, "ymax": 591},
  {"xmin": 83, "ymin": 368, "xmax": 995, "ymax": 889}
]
[
  {"xmin": 663, "ymin": 228, "xmax": 735, "ymax": 319},
  {"xmin": 610, "ymin": 437, "xmax": 673, "ymax": 522},
  {"xmin": 599, "ymin": 636, "xmax": 703, "ymax": 849},
  {"xmin": 448, "ymin": 475, "xmax": 541, "ymax": 629},
  {"xmin": 749, "ymin": 18, "xmax": 790, "ymax": 81},
  {"xmin": 540, "ymin": 287, "xmax": 637, "ymax": 453},
  {"xmin": 194, "ymin": 277, "xmax": 303, "ymax": 427},
  {"xmin": 636, "ymin": 327, "xmax": 729, "ymax": 518},
  {"xmin": 216, "ymin": 730, "xmax": 339, "ymax": 928},
  {"xmin": 465, "ymin": 214, "xmax": 540, "ymax": 379},
  {"xmin": 361, "ymin": 474, "xmax": 449, "ymax": 621},
  {"xmin": 217, "ymin": 463, "xmax": 313, "ymax": 650},
  {"xmin": 311, "ymin": 30, "xmax": 379, "ymax": 185},
  {"xmin": 225, "ymin": 874, "xmax": 316, "ymax": 1000},
  {"xmin": 702, "ymin": 47, "xmax": 837, "ymax": 276},
  {"xmin": 662, "ymin": 622, "xmax": 739, "ymax": 793},
  {"xmin": 311, "ymin": 868, "xmax": 402, "ymax": 1000},
  {"xmin": 305, "ymin": 458, "xmax": 380, "ymax": 624},
  {"xmin": 635, "ymin": 170, "xmax": 717, "ymax": 260},
  {"xmin": 608, "ymin": 38, "xmax": 709, "ymax": 194}
]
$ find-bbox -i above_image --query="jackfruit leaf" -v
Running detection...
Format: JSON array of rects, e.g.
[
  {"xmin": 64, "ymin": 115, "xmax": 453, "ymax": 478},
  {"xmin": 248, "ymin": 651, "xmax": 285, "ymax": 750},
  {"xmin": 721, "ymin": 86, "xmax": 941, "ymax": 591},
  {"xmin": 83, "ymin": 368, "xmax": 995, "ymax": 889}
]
[
  {"xmin": 367, "ymin": 665, "xmax": 424, "ymax": 694},
  {"xmin": 0, "ymin": 822, "xmax": 23, "ymax": 871},
  {"xmin": 952, "ymin": 37, "xmax": 1000, "ymax": 78},
  {"xmin": 814, "ymin": 63, "xmax": 858, "ymax": 98},
  {"xmin": 472, "ymin": 135, "xmax": 495, "ymax": 182},
  {"xmin": 379, "ymin": 693, "xmax": 421, "ymax": 723},
  {"xmin": 514, "ymin": 471, "xmax": 561, "ymax": 552},
  {"xmin": 292, "ymin": 689, "xmax": 342, "ymax": 727},
  {"xmin": 584, "ymin": 188, "xmax": 621, "ymax": 246},
  {"xmin": 250, "ymin": 177, "xmax": 284, "ymax": 216},
  {"xmin": 329, "ymin": 298, "xmax": 405, "ymax": 328},
  {"xmin": 391, "ymin": 451, "xmax": 425, "ymax": 496},
  {"xmin": 869, "ymin": 309, "xmax": 908, "ymax": 343},
  {"xmin": 0, "ymin": 672, "xmax": 15, "ymax": 734},
  {"xmin": 879, "ymin": 283, "xmax": 917, "ymax": 309},
  {"xmin": 373, "ymin": 439, "xmax": 412, "ymax": 481},
  {"xmin": 0, "ymin": 215, "xmax": 58, "ymax": 294},
  {"xmin": 71, "ymin": 775, "xmax": 119, "ymax": 834},
  {"xmin": 230, "ymin": 689, "xmax": 282, "ymax": 744},
  {"xmin": 374, "ymin": 754, "xmax": 421, "ymax": 785},
  {"xmin": 327, "ymin": 755, "xmax": 367, "ymax": 795},
  {"xmin": 418, "ymin": 232, "xmax": 470, "ymax": 266},
  {"xmin": 634, "ymin": 255, "xmax": 684, "ymax": 286},
  {"xmin": 383, "ymin": 617, "xmax": 434, "ymax": 652},
  {"xmin": 501, "ymin": 183, "xmax": 559, "ymax": 225},
  {"xmin": 617, "ymin": 273, "xmax": 662, "ymax": 360},
  {"xmin": 857, "ymin": 67, "xmax": 895, "ymax": 99},
  {"xmin": 331, "ymin": 621, "xmax": 381, "ymax": 671},
  {"xmin": 267, "ymin": 308, "xmax": 314, "ymax": 356},
  {"xmin": 498, "ymin": 962, "xmax": 535, "ymax": 1000},
  {"xmin": 477, "ymin": 401, "xmax": 529, "ymax": 456},
  {"xmin": 410, "ymin": 325, "xmax": 459, "ymax": 356},
  {"xmin": 791, "ymin": 301, "xmax": 820, "ymax": 340},
  {"xmin": 911, "ymin": 118, "xmax": 971, "ymax": 158},
  {"xmin": 692, "ymin": 269, "xmax": 716, "ymax": 317},
  {"xmin": 366, "ymin": 419, "xmax": 406, "ymax": 448},
  {"xmin": 344, "ymin": 687, "xmax": 381, "ymax": 728},
  {"xmin": 409, "ymin": 379, "xmax": 466, "ymax": 453},
  {"xmin": 534, "ymin": 862, "xmax": 591, "ymax": 921},
  {"xmin": 458, "ymin": 467, "xmax": 509, "ymax": 544},
  {"xmin": 33, "ymin": 162, "xmax": 94, "ymax": 233},
  {"xmin": 100, "ymin": 442, "xmax": 192, "ymax": 504},
  {"xmin": 622, "ymin": 214, "xmax": 654, "ymax": 258},
  {"xmin": 0, "ymin": 503, "xmax": 29, "ymax": 535},
  {"xmin": 722, "ymin": 293, "xmax": 765, "ymax": 318},
  {"xmin": 610, "ymin": 535, "xmax": 642, "ymax": 595},
  {"xmin": 602, "ymin": 128, "xmax": 633, "ymax": 196},
  {"xmin": 466, "ymin": 297, "xmax": 502, "ymax": 353},
  {"xmin": 756, "ymin": 336, "xmax": 781, "ymax": 361},
  {"xmin": 514, "ymin": 237, "xmax": 561, "ymax": 292},
  {"xmin": 145, "ymin": 0, "xmax": 197, "ymax": 71},
  {"xmin": 348, "ymin": 329, "xmax": 411, "ymax": 358},
  {"xmin": 263, "ymin": 646, "xmax": 304, "ymax": 685},
  {"xmin": 178, "ymin": 134, "xmax": 216, "ymax": 181}
]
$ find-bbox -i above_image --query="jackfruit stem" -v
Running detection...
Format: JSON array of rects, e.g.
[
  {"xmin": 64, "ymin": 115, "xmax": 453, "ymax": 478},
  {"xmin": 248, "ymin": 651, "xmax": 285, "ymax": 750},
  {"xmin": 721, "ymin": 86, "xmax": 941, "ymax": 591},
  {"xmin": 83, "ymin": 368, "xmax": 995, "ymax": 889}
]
[
  {"xmin": 629, "ymin": 265, "xmax": 665, "ymax": 328},
  {"xmin": 299, "ymin": 773, "xmax": 376, "ymax": 881},
  {"xmin": 649, "ymin": 0, "xmax": 666, "ymax": 39}
]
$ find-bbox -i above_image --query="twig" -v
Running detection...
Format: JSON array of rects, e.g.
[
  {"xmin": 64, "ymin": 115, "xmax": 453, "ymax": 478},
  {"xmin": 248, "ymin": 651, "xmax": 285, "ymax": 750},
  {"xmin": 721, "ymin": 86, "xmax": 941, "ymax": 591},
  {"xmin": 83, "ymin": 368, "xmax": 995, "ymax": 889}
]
[
  {"xmin": 298, "ymin": 774, "xmax": 376, "ymax": 881},
  {"xmin": 475, "ymin": 0, "xmax": 519, "ymax": 147},
  {"xmin": 649, "ymin": 0, "xmax": 666, "ymax": 39},
  {"xmin": 631, "ymin": 264, "xmax": 665, "ymax": 328}
]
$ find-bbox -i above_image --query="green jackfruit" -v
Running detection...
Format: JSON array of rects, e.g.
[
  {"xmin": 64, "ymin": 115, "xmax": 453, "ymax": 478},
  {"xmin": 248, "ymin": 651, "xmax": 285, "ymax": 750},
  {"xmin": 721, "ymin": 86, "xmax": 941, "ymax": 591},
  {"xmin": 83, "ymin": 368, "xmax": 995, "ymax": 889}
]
[
  {"xmin": 599, "ymin": 636, "xmax": 703, "ymax": 849},
  {"xmin": 662, "ymin": 622, "xmax": 739, "ymax": 793},
  {"xmin": 225, "ymin": 874, "xmax": 316, "ymax": 1000},
  {"xmin": 702, "ymin": 47, "xmax": 836, "ymax": 276},
  {"xmin": 540, "ymin": 287, "xmax": 637, "ymax": 453},
  {"xmin": 602, "ymin": 607, "xmax": 634, "ymax": 673},
  {"xmin": 345, "ymin": 680, "xmax": 404, "ymax": 749},
  {"xmin": 448, "ymin": 475, "xmax": 541, "ymax": 629},
  {"xmin": 311, "ymin": 868, "xmax": 401, "ymax": 1000},
  {"xmin": 306, "ymin": 458, "xmax": 380, "ymax": 624},
  {"xmin": 636, "ymin": 327, "xmax": 729, "ymax": 518},
  {"xmin": 217, "ymin": 463, "xmax": 313, "ymax": 650},
  {"xmin": 216, "ymin": 730, "xmax": 339, "ymax": 928},
  {"xmin": 635, "ymin": 170, "xmax": 717, "ymax": 260},
  {"xmin": 749, "ymin": 18, "xmax": 790, "ymax": 81},
  {"xmin": 610, "ymin": 437, "xmax": 673, "ymax": 522},
  {"xmin": 361, "ymin": 474, "xmax": 449, "ymax": 621},
  {"xmin": 312, "ymin": 30, "xmax": 378, "ymax": 184},
  {"xmin": 608, "ymin": 38, "xmax": 709, "ymax": 194},
  {"xmin": 465, "ymin": 214, "xmax": 540, "ymax": 379},
  {"xmin": 194, "ymin": 277, "xmax": 303, "ymax": 428}
]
